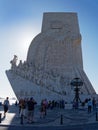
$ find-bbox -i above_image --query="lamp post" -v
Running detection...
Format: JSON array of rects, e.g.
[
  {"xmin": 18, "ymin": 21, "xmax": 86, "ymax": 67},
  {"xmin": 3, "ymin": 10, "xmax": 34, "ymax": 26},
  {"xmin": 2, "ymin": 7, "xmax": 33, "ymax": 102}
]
[{"xmin": 70, "ymin": 77, "xmax": 83, "ymax": 109}]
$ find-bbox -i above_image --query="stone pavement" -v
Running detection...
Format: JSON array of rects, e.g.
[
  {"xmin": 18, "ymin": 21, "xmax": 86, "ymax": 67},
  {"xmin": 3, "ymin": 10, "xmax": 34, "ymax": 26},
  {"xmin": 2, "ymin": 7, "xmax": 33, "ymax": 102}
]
[{"xmin": 0, "ymin": 104, "xmax": 98, "ymax": 127}]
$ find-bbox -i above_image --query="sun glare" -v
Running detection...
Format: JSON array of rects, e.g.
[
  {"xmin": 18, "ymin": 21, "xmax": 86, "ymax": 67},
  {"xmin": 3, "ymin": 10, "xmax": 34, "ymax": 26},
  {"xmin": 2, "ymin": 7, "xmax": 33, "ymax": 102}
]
[{"xmin": 12, "ymin": 24, "xmax": 39, "ymax": 62}]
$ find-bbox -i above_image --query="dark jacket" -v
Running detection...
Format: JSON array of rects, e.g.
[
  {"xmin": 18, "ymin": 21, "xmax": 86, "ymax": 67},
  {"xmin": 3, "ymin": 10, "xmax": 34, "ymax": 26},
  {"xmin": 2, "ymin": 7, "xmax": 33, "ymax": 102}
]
[{"xmin": 27, "ymin": 99, "xmax": 37, "ymax": 111}]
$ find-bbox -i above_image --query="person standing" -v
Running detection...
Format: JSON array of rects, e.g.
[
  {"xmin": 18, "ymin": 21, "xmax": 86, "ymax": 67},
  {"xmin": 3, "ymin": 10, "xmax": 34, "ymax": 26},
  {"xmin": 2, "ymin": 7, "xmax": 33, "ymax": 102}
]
[
  {"xmin": 27, "ymin": 97, "xmax": 37, "ymax": 123},
  {"xmin": 3, "ymin": 97, "xmax": 10, "ymax": 117},
  {"xmin": 88, "ymin": 98, "xmax": 92, "ymax": 113},
  {"xmin": 19, "ymin": 98, "xmax": 26, "ymax": 118},
  {"xmin": 40, "ymin": 99, "xmax": 46, "ymax": 118},
  {"xmin": 92, "ymin": 97, "xmax": 96, "ymax": 111}
]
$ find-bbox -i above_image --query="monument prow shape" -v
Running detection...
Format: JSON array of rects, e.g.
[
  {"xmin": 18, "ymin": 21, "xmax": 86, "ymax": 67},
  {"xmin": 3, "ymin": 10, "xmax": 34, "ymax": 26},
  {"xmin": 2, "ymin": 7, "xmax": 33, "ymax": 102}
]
[{"xmin": 6, "ymin": 12, "xmax": 96, "ymax": 103}]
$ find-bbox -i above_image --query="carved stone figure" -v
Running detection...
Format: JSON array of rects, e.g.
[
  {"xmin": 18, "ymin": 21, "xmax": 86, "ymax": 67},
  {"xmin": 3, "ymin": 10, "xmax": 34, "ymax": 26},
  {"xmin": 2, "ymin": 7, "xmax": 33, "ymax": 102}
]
[{"xmin": 10, "ymin": 55, "xmax": 18, "ymax": 69}]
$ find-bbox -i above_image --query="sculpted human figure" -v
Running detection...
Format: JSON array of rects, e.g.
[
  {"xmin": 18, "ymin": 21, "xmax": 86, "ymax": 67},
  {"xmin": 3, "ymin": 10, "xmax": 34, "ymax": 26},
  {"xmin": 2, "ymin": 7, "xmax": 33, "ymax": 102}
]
[
  {"xmin": 18, "ymin": 60, "xmax": 22, "ymax": 68},
  {"xmin": 10, "ymin": 55, "xmax": 18, "ymax": 69}
]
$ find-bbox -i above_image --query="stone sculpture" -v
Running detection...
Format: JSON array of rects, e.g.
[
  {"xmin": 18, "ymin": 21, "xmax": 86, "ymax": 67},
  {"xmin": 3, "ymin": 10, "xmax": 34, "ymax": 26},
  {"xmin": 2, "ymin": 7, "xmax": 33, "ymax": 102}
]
[{"xmin": 6, "ymin": 12, "xmax": 96, "ymax": 103}]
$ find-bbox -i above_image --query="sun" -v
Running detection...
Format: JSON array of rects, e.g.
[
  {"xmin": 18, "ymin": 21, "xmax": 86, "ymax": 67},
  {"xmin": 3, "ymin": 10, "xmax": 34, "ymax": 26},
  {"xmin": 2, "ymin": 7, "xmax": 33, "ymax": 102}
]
[
  {"xmin": 9, "ymin": 22, "xmax": 40, "ymax": 63},
  {"xmin": 16, "ymin": 25, "xmax": 39, "ymax": 54}
]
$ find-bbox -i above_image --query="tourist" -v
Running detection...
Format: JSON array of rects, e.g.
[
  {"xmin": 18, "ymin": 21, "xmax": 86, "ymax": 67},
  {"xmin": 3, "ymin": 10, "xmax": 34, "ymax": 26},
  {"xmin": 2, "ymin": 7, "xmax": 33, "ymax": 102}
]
[
  {"xmin": 3, "ymin": 97, "xmax": 10, "ymax": 117},
  {"xmin": 27, "ymin": 97, "xmax": 37, "ymax": 123},
  {"xmin": 40, "ymin": 99, "xmax": 47, "ymax": 118},
  {"xmin": 19, "ymin": 98, "xmax": 26, "ymax": 118},
  {"xmin": 87, "ymin": 98, "xmax": 92, "ymax": 113},
  {"xmin": 92, "ymin": 97, "xmax": 96, "ymax": 111},
  {"xmin": 18, "ymin": 98, "xmax": 23, "ymax": 114}
]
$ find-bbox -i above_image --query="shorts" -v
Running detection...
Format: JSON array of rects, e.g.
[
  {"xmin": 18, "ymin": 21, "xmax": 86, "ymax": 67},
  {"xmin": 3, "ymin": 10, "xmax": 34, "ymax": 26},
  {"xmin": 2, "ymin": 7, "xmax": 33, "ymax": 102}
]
[
  {"xmin": 28, "ymin": 110, "xmax": 34, "ymax": 117},
  {"xmin": 4, "ymin": 105, "xmax": 8, "ymax": 113}
]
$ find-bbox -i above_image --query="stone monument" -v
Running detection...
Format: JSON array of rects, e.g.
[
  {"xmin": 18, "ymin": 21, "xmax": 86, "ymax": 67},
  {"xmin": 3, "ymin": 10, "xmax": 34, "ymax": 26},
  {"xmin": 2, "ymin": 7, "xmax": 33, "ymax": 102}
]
[{"xmin": 6, "ymin": 12, "xmax": 96, "ymax": 103}]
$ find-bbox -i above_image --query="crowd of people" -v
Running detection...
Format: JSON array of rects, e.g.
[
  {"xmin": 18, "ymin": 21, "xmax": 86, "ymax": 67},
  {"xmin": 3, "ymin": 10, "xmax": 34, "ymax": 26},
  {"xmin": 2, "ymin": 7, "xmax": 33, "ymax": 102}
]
[
  {"xmin": 1, "ymin": 96, "xmax": 98, "ymax": 124},
  {"xmin": 18, "ymin": 97, "xmax": 65, "ymax": 123}
]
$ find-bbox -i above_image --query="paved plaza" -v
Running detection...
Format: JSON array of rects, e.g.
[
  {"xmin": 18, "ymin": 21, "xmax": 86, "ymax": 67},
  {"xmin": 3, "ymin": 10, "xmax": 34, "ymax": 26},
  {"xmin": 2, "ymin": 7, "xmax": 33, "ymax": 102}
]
[{"xmin": 0, "ymin": 104, "xmax": 98, "ymax": 128}]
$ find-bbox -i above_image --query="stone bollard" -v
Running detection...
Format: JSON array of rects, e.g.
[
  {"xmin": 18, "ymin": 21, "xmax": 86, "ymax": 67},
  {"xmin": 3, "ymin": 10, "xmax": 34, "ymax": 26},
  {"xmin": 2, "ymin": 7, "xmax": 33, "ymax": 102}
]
[
  {"xmin": 20, "ymin": 114, "xmax": 23, "ymax": 124},
  {"xmin": 0, "ymin": 113, "xmax": 2, "ymax": 123},
  {"xmin": 60, "ymin": 114, "xmax": 63, "ymax": 125}
]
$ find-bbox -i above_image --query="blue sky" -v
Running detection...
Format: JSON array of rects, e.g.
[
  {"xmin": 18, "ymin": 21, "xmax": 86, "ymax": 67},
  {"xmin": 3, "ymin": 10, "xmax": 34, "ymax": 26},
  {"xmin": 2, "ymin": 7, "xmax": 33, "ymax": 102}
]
[{"xmin": 0, "ymin": 0, "xmax": 98, "ymax": 98}]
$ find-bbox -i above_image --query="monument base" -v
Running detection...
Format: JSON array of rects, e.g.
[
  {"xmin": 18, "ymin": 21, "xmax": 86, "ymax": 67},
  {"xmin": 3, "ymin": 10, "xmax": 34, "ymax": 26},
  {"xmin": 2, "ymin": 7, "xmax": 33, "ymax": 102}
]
[{"xmin": 6, "ymin": 70, "xmax": 96, "ymax": 104}]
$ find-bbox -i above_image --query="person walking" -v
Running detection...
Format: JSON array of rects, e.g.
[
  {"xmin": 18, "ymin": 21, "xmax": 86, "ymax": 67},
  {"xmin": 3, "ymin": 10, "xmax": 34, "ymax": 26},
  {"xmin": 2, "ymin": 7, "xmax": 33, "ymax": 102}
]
[{"xmin": 3, "ymin": 97, "xmax": 10, "ymax": 117}]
